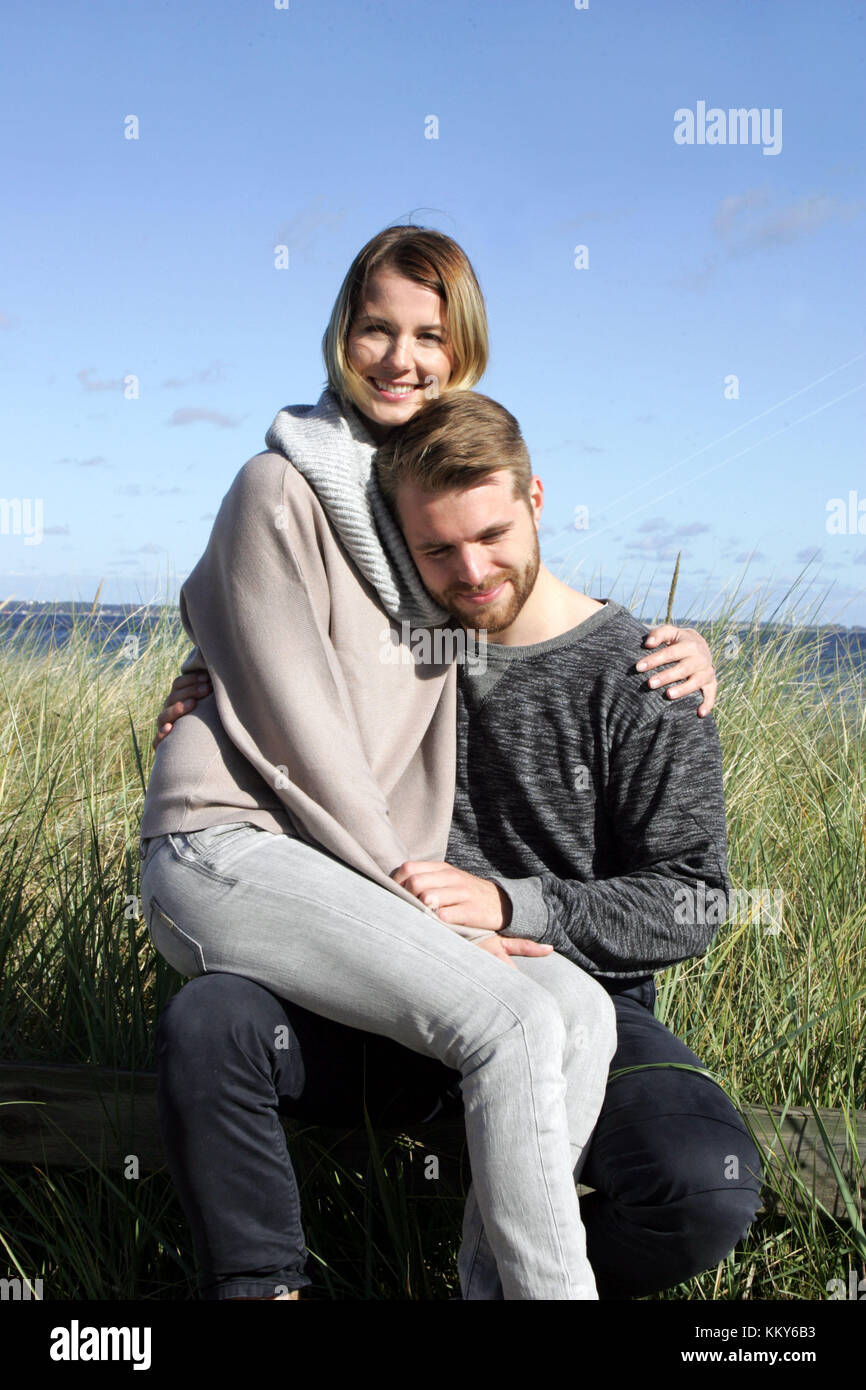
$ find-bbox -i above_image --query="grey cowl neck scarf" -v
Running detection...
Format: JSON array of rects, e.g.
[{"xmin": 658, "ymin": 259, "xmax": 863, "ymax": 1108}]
[{"xmin": 265, "ymin": 387, "xmax": 450, "ymax": 629}]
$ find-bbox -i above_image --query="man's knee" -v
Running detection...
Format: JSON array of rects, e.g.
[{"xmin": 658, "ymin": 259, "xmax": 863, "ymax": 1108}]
[
  {"xmin": 612, "ymin": 1180, "xmax": 763, "ymax": 1295},
  {"xmin": 696, "ymin": 1180, "xmax": 763, "ymax": 1258},
  {"xmin": 156, "ymin": 972, "xmax": 284, "ymax": 1064},
  {"xmin": 643, "ymin": 1178, "xmax": 764, "ymax": 1288},
  {"xmin": 637, "ymin": 1093, "xmax": 765, "ymax": 1212},
  {"xmin": 585, "ymin": 1116, "xmax": 764, "ymax": 1295},
  {"xmin": 590, "ymin": 1058, "xmax": 766, "ymax": 1203}
]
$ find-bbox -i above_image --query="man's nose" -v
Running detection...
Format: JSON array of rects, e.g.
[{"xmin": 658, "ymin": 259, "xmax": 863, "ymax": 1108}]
[{"xmin": 454, "ymin": 547, "xmax": 488, "ymax": 586}]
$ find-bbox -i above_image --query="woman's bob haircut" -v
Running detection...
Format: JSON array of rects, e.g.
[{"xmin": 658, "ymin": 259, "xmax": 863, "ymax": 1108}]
[{"xmin": 322, "ymin": 225, "xmax": 489, "ymax": 416}]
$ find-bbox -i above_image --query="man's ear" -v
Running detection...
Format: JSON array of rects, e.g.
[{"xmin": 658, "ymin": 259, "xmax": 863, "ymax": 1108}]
[{"xmin": 529, "ymin": 474, "xmax": 544, "ymax": 527}]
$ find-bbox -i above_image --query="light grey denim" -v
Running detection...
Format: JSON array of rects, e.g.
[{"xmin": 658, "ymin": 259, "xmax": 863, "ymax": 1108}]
[{"xmin": 139, "ymin": 821, "xmax": 617, "ymax": 1301}]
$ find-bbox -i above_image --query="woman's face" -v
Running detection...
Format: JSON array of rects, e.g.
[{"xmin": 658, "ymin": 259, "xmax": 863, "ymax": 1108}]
[{"xmin": 346, "ymin": 267, "xmax": 454, "ymax": 442}]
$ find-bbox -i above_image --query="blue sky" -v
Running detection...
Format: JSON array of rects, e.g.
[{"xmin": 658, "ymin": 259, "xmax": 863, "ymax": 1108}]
[{"xmin": 2, "ymin": 0, "xmax": 864, "ymax": 624}]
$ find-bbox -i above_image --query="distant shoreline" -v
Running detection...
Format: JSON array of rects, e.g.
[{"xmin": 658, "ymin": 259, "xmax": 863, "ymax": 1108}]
[{"xmin": 2, "ymin": 599, "xmax": 865, "ymax": 637}]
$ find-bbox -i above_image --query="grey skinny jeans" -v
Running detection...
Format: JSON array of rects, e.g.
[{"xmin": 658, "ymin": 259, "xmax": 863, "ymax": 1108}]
[{"xmin": 139, "ymin": 821, "xmax": 617, "ymax": 1300}]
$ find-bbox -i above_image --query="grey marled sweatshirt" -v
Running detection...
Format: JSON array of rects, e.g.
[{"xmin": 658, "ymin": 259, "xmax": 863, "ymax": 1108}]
[{"xmin": 445, "ymin": 599, "xmax": 730, "ymax": 980}]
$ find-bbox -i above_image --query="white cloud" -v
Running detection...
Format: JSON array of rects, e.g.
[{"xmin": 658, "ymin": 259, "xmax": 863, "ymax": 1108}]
[{"xmin": 167, "ymin": 408, "xmax": 244, "ymax": 428}]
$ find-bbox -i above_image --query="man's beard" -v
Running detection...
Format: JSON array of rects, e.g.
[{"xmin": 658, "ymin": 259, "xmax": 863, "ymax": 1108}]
[{"xmin": 430, "ymin": 530, "xmax": 541, "ymax": 634}]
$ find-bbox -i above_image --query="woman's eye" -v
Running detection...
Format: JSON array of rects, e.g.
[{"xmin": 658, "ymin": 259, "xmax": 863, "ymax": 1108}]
[{"xmin": 355, "ymin": 326, "xmax": 442, "ymax": 342}]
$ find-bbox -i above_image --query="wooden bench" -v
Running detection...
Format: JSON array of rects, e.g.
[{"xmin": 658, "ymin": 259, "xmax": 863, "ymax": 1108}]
[{"xmin": 1, "ymin": 1061, "xmax": 863, "ymax": 1221}]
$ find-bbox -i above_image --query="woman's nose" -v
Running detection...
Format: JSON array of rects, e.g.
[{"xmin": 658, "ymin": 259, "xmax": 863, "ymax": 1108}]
[{"xmin": 382, "ymin": 337, "xmax": 411, "ymax": 369}]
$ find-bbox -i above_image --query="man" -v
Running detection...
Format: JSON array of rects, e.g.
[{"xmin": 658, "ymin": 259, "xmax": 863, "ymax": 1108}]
[{"xmin": 152, "ymin": 391, "xmax": 763, "ymax": 1300}]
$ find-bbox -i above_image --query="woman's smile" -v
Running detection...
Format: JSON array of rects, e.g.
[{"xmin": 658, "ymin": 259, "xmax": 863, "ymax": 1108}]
[{"xmin": 369, "ymin": 377, "xmax": 422, "ymax": 400}]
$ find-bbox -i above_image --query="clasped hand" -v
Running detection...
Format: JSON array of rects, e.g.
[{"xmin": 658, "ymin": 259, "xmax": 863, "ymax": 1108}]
[{"xmin": 391, "ymin": 860, "xmax": 553, "ymax": 969}]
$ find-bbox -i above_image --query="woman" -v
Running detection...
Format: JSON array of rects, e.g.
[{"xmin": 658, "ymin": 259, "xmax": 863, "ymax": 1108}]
[{"xmin": 140, "ymin": 225, "xmax": 717, "ymax": 1300}]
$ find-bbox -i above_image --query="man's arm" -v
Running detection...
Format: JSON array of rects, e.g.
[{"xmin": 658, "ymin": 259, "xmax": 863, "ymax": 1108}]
[{"xmin": 490, "ymin": 695, "xmax": 730, "ymax": 978}]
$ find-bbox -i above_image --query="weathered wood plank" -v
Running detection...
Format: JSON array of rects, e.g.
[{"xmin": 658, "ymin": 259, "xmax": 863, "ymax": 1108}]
[
  {"xmin": 0, "ymin": 1062, "xmax": 863, "ymax": 1219},
  {"xmin": 0, "ymin": 1062, "xmax": 163, "ymax": 1171}
]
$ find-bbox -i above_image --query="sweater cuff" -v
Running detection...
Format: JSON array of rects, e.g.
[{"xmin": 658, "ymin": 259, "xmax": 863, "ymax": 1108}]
[{"xmin": 487, "ymin": 876, "xmax": 550, "ymax": 941}]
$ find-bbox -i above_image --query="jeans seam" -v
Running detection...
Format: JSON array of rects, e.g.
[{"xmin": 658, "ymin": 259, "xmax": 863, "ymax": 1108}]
[
  {"xmin": 147, "ymin": 894, "xmax": 208, "ymax": 976},
  {"xmin": 462, "ymin": 1197, "xmax": 487, "ymax": 1299},
  {"xmin": 165, "ymin": 832, "xmax": 245, "ymax": 887},
  {"xmin": 183, "ymin": 823, "xmax": 263, "ymax": 868}
]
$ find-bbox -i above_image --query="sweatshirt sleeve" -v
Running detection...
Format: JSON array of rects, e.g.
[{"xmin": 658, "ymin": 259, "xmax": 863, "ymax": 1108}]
[
  {"xmin": 491, "ymin": 696, "xmax": 730, "ymax": 977},
  {"xmin": 178, "ymin": 452, "xmax": 494, "ymax": 945}
]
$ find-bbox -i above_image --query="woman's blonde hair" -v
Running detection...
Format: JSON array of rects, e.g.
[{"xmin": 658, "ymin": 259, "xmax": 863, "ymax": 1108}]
[{"xmin": 322, "ymin": 225, "xmax": 489, "ymax": 416}]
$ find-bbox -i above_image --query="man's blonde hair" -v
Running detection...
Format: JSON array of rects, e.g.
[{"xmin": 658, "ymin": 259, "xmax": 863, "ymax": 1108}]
[
  {"xmin": 322, "ymin": 225, "xmax": 489, "ymax": 415},
  {"xmin": 375, "ymin": 391, "xmax": 533, "ymax": 512}
]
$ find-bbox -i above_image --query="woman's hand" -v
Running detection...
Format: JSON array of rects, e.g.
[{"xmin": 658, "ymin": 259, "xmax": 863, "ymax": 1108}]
[
  {"xmin": 392, "ymin": 861, "xmax": 513, "ymax": 930},
  {"xmin": 152, "ymin": 671, "xmax": 214, "ymax": 750},
  {"xmin": 636, "ymin": 624, "xmax": 717, "ymax": 717}
]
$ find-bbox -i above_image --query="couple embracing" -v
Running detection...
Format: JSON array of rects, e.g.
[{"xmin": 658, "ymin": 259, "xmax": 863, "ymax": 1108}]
[{"xmin": 139, "ymin": 223, "xmax": 763, "ymax": 1301}]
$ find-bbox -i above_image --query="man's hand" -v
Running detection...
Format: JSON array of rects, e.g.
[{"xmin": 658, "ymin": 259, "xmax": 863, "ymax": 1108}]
[
  {"xmin": 392, "ymin": 860, "xmax": 515, "ymax": 931},
  {"xmin": 636, "ymin": 624, "xmax": 717, "ymax": 717},
  {"xmin": 152, "ymin": 671, "xmax": 214, "ymax": 751},
  {"xmin": 471, "ymin": 933, "xmax": 554, "ymax": 969}
]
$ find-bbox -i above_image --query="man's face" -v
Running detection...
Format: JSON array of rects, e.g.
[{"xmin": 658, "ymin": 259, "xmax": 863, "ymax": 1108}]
[{"xmin": 394, "ymin": 470, "xmax": 543, "ymax": 633}]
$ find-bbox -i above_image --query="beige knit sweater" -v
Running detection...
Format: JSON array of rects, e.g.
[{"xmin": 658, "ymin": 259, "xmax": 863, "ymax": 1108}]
[{"xmin": 140, "ymin": 445, "xmax": 494, "ymax": 943}]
